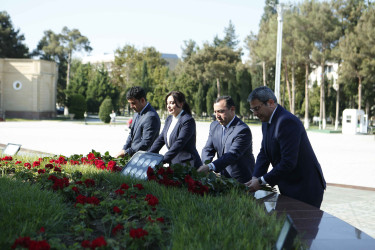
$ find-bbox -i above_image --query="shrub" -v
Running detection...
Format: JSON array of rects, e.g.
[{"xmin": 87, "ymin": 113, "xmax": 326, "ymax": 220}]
[
  {"xmin": 99, "ymin": 97, "xmax": 113, "ymax": 123},
  {"xmin": 67, "ymin": 94, "xmax": 86, "ymax": 119}
]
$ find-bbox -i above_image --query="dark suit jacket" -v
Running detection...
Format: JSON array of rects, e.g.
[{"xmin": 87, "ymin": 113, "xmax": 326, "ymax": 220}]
[
  {"xmin": 254, "ymin": 105, "xmax": 326, "ymax": 208},
  {"xmin": 123, "ymin": 104, "xmax": 161, "ymax": 156},
  {"xmin": 201, "ymin": 116, "xmax": 255, "ymax": 183},
  {"xmin": 149, "ymin": 111, "xmax": 202, "ymax": 168}
]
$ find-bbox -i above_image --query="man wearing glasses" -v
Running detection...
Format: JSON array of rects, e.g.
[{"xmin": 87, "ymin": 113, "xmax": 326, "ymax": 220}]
[
  {"xmin": 245, "ymin": 86, "xmax": 326, "ymax": 208},
  {"xmin": 198, "ymin": 96, "xmax": 255, "ymax": 183}
]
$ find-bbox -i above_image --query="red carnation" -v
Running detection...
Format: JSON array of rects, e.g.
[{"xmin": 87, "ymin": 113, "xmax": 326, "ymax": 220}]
[
  {"xmin": 112, "ymin": 224, "xmax": 124, "ymax": 236},
  {"xmin": 120, "ymin": 183, "xmax": 129, "ymax": 190},
  {"xmin": 38, "ymin": 169, "xmax": 46, "ymax": 174},
  {"xmin": 87, "ymin": 153, "xmax": 96, "ymax": 160},
  {"xmin": 134, "ymin": 183, "xmax": 144, "ymax": 190},
  {"xmin": 156, "ymin": 217, "xmax": 165, "ymax": 223},
  {"xmin": 113, "ymin": 206, "xmax": 121, "ymax": 213},
  {"xmin": 91, "ymin": 236, "xmax": 106, "ymax": 248},
  {"xmin": 115, "ymin": 189, "xmax": 124, "ymax": 195},
  {"xmin": 72, "ymin": 186, "xmax": 80, "ymax": 194},
  {"xmin": 129, "ymin": 228, "xmax": 148, "ymax": 239},
  {"xmin": 84, "ymin": 179, "xmax": 95, "ymax": 187},
  {"xmin": 145, "ymin": 194, "xmax": 159, "ymax": 206}
]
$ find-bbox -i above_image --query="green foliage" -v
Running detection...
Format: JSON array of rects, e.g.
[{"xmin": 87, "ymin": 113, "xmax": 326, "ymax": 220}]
[
  {"xmin": 0, "ymin": 11, "xmax": 29, "ymax": 58},
  {"xmin": 67, "ymin": 94, "xmax": 86, "ymax": 119},
  {"xmin": 86, "ymin": 67, "xmax": 119, "ymax": 112},
  {"xmin": 67, "ymin": 61, "xmax": 92, "ymax": 98},
  {"xmin": 32, "ymin": 26, "xmax": 91, "ymax": 106},
  {"xmin": 0, "ymin": 177, "xmax": 71, "ymax": 248},
  {"xmin": 99, "ymin": 97, "xmax": 113, "ymax": 123},
  {"xmin": 236, "ymin": 65, "xmax": 252, "ymax": 117},
  {"xmin": 206, "ymin": 84, "xmax": 217, "ymax": 116}
]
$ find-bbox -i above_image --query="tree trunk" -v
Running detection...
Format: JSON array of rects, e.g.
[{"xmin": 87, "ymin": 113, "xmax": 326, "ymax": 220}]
[
  {"xmin": 262, "ymin": 61, "xmax": 266, "ymax": 86},
  {"xmin": 64, "ymin": 51, "xmax": 72, "ymax": 116},
  {"xmin": 335, "ymin": 83, "xmax": 340, "ymax": 130},
  {"xmin": 291, "ymin": 64, "xmax": 295, "ymax": 114},
  {"xmin": 216, "ymin": 78, "xmax": 221, "ymax": 98},
  {"xmin": 284, "ymin": 61, "xmax": 292, "ymax": 111},
  {"xmin": 358, "ymin": 75, "xmax": 362, "ymax": 110},
  {"xmin": 319, "ymin": 60, "xmax": 326, "ymax": 129},
  {"xmin": 304, "ymin": 63, "xmax": 309, "ymax": 129}
]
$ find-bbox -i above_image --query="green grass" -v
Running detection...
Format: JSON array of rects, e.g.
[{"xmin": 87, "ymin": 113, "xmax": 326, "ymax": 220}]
[
  {"xmin": 143, "ymin": 182, "xmax": 285, "ymax": 249},
  {"xmin": 0, "ymin": 177, "xmax": 73, "ymax": 249}
]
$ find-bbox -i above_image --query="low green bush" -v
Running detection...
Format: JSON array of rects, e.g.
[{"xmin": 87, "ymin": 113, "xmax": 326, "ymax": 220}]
[
  {"xmin": 99, "ymin": 97, "xmax": 113, "ymax": 123},
  {"xmin": 67, "ymin": 94, "xmax": 87, "ymax": 119}
]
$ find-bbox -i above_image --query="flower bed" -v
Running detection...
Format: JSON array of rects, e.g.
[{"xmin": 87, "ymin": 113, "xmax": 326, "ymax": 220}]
[{"xmin": 0, "ymin": 151, "xmax": 297, "ymax": 249}]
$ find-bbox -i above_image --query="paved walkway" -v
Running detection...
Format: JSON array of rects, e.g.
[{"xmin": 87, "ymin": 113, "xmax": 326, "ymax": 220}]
[{"xmin": 1, "ymin": 120, "xmax": 375, "ymax": 238}]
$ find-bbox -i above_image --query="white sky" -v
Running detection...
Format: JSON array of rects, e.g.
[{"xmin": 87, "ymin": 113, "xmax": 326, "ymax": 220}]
[{"xmin": 2, "ymin": 0, "xmax": 300, "ymax": 59}]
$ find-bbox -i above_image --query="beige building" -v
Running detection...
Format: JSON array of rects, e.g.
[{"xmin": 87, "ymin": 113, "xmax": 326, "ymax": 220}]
[{"xmin": 0, "ymin": 58, "xmax": 58, "ymax": 119}]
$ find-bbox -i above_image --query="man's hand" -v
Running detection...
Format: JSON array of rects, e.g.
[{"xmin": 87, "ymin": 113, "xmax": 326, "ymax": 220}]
[
  {"xmin": 197, "ymin": 164, "xmax": 210, "ymax": 173},
  {"xmin": 245, "ymin": 177, "xmax": 261, "ymax": 192},
  {"xmin": 115, "ymin": 149, "xmax": 128, "ymax": 158}
]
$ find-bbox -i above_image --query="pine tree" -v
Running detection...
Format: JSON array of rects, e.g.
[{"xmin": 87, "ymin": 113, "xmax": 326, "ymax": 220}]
[{"xmin": 0, "ymin": 11, "xmax": 29, "ymax": 58}]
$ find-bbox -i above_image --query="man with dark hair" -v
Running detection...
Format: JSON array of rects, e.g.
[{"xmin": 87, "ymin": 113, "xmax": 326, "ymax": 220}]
[
  {"xmin": 245, "ymin": 86, "xmax": 326, "ymax": 208},
  {"xmin": 198, "ymin": 96, "xmax": 255, "ymax": 183},
  {"xmin": 115, "ymin": 86, "xmax": 161, "ymax": 157}
]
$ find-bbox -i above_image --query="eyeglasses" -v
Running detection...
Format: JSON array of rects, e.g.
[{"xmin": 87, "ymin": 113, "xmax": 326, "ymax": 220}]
[{"xmin": 250, "ymin": 103, "xmax": 264, "ymax": 113}]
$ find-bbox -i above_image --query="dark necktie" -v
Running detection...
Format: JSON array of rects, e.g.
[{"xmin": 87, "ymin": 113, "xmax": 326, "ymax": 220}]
[{"xmin": 222, "ymin": 126, "xmax": 227, "ymax": 147}]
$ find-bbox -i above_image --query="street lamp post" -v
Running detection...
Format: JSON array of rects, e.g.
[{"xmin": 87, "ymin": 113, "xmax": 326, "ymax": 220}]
[
  {"xmin": 274, "ymin": 4, "xmax": 284, "ymax": 102},
  {"xmin": 274, "ymin": 4, "xmax": 291, "ymax": 103}
]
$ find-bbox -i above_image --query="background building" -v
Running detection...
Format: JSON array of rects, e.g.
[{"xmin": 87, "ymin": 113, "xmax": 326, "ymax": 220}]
[{"xmin": 0, "ymin": 59, "xmax": 58, "ymax": 119}]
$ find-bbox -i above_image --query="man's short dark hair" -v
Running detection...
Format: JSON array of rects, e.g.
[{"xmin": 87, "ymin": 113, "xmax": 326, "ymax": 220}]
[
  {"xmin": 215, "ymin": 96, "xmax": 235, "ymax": 109},
  {"xmin": 247, "ymin": 86, "xmax": 277, "ymax": 104},
  {"xmin": 126, "ymin": 86, "xmax": 147, "ymax": 101}
]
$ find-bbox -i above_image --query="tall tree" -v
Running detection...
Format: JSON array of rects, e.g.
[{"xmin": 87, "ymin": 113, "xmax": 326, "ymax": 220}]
[
  {"xmin": 332, "ymin": 0, "xmax": 366, "ymax": 128},
  {"xmin": 60, "ymin": 27, "xmax": 92, "ymax": 91},
  {"xmin": 355, "ymin": 5, "xmax": 375, "ymax": 112},
  {"xmin": 86, "ymin": 66, "xmax": 119, "ymax": 112},
  {"xmin": 310, "ymin": 1, "xmax": 341, "ymax": 129},
  {"xmin": 33, "ymin": 27, "xmax": 91, "ymax": 108},
  {"xmin": 213, "ymin": 20, "xmax": 240, "ymax": 50},
  {"xmin": 181, "ymin": 39, "xmax": 197, "ymax": 61},
  {"xmin": 245, "ymin": 15, "xmax": 277, "ymax": 87},
  {"xmin": 185, "ymin": 44, "xmax": 241, "ymax": 97},
  {"xmin": 0, "ymin": 11, "xmax": 29, "ymax": 58}
]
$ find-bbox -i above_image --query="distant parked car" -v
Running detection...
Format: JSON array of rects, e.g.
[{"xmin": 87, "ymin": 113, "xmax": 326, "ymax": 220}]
[{"xmin": 56, "ymin": 107, "xmax": 64, "ymax": 115}]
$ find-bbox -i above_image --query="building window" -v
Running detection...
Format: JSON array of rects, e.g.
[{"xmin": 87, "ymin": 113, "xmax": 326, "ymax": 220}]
[{"xmin": 13, "ymin": 81, "xmax": 22, "ymax": 90}]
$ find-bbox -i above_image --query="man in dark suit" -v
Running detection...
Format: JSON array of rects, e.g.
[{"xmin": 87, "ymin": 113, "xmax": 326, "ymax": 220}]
[
  {"xmin": 198, "ymin": 96, "xmax": 255, "ymax": 183},
  {"xmin": 245, "ymin": 86, "xmax": 326, "ymax": 208},
  {"xmin": 115, "ymin": 86, "xmax": 160, "ymax": 157}
]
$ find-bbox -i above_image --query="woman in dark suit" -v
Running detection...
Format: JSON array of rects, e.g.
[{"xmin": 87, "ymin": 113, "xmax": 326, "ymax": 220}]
[{"xmin": 148, "ymin": 91, "xmax": 202, "ymax": 168}]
